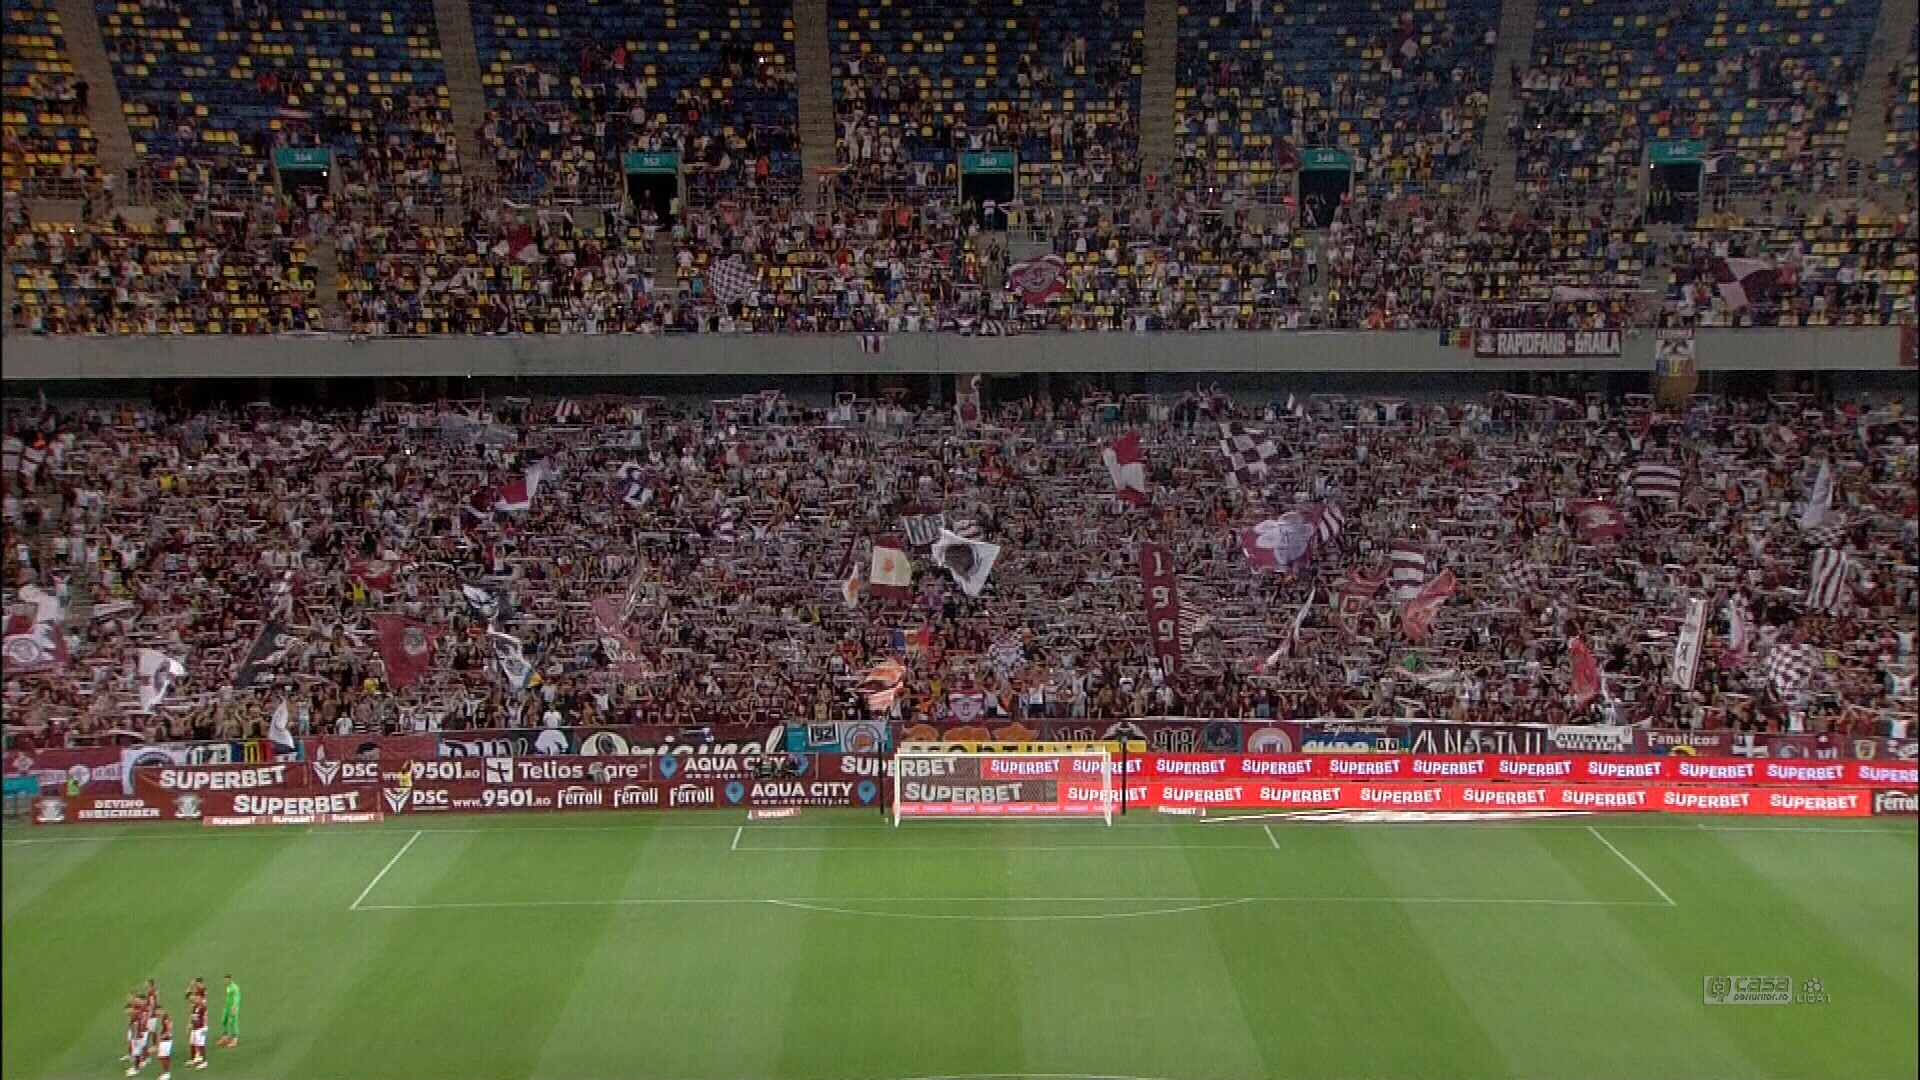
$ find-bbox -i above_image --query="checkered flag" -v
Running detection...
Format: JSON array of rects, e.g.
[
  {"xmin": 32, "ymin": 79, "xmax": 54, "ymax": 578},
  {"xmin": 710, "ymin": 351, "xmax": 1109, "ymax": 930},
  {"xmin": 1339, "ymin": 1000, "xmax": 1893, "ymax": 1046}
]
[
  {"xmin": 988, "ymin": 636, "xmax": 1025, "ymax": 673},
  {"xmin": 1218, "ymin": 423, "xmax": 1279, "ymax": 489},
  {"xmin": 1763, "ymin": 642, "xmax": 1820, "ymax": 701},
  {"xmin": 1801, "ymin": 521, "xmax": 1848, "ymax": 549},
  {"xmin": 1498, "ymin": 562, "xmax": 1542, "ymax": 596},
  {"xmin": 707, "ymin": 256, "xmax": 755, "ymax": 305}
]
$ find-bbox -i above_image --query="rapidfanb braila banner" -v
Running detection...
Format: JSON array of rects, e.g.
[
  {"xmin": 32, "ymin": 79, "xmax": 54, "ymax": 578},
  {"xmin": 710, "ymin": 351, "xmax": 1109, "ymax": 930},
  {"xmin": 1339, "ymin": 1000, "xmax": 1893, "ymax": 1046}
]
[{"xmin": 1474, "ymin": 330, "xmax": 1622, "ymax": 359}]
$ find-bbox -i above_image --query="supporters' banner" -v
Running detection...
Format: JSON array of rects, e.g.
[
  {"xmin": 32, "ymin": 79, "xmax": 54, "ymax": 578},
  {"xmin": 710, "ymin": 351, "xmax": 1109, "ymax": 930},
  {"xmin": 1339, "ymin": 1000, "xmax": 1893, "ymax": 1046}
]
[
  {"xmin": 372, "ymin": 615, "xmax": 435, "ymax": 690},
  {"xmin": 302, "ymin": 733, "xmax": 440, "ymax": 764},
  {"xmin": 901, "ymin": 514, "xmax": 947, "ymax": 548},
  {"xmin": 1546, "ymin": 725, "xmax": 1635, "ymax": 755},
  {"xmin": 1102, "ymin": 432, "xmax": 1150, "ymax": 506},
  {"xmin": 1005, "ymin": 254, "xmax": 1067, "ymax": 306},
  {"xmin": 461, "ymin": 583, "xmax": 511, "ymax": 625},
  {"xmin": 1670, "ymin": 597, "xmax": 1707, "ymax": 690},
  {"xmin": 233, "ymin": 621, "xmax": 297, "ymax": 689},
  {"xmin": 3, "ymin": 745, "xmax": 124, "ymax": 793},
  {"xmin": 1139, "ymin": 542, "xmax": 1184, "ymax": 675},
  {"xmin": 1473, "ymin": 330, "xmax": 1622, "ymax": 359},
  {"xmin": 895, "ymin": 719, "xmax": 1282, "ymax": 754},
  {"xmin": 1654, "ymin": 328, "xmax": 1697, "ymax": 378},
  {"xmin": 1403, "ymin": 723, "xmax": 1548, "ymax": 756},
  {"xmin": 29, "ymin": 794, "xmax": 200, "ymax": 825}
]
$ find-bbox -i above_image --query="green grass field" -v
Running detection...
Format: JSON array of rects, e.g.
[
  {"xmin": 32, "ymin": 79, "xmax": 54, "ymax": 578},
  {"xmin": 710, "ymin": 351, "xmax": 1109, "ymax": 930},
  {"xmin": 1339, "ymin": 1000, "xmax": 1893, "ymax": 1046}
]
[{"xmin": 4, "ymin": 811, "xmax": 1915, "ymax": 1080}]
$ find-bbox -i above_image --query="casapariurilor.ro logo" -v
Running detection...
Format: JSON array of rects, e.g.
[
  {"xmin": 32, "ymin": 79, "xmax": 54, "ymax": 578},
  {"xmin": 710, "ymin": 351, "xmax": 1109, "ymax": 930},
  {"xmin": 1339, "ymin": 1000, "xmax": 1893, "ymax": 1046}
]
[{"xmin": 1704, "ymin": 976, "xmax": 1830, "ymax": 1005}]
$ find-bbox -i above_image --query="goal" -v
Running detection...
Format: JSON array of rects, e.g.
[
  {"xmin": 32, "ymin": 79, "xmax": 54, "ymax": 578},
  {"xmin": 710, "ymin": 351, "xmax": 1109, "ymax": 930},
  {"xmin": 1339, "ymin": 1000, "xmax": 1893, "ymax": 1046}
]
[{"xmin": 891, "ymin": 746, "xmax": 1116, "ymax": 825}]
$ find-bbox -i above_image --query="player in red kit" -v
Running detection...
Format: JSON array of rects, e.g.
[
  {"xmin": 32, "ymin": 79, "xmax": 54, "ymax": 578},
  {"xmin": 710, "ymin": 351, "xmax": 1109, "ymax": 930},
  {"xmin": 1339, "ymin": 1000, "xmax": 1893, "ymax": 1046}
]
[
  {"xmin": 154, "ymin": 1008, "xmax": 174, "ymax": 1080},
  {"xmin": 122, "ymin": 997, "xmax": 142, "ymax": 1063},
  {"xmin": 187, "ymin": 991, "xmax": 209, "ymax": 1069},
  {"xmin": 125, "ymin": 998, "xmax": 150, "ymax": 1076}
]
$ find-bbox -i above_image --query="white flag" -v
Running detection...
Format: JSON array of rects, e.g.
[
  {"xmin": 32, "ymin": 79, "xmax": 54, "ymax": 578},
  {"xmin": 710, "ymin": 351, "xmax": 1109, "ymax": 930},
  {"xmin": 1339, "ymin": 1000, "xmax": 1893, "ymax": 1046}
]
[
  {"xmin": 1670, "ymin": 596, "xmax": 1706, "ymax": 690},
  {"xmin": 1798, "ymin": 462, "xmax": 1833, "ymax": 530},
  {"xmin": 136, "ymin": 648, "xmax": 186, "ymax": 713},
  {"xmin": 929, "ymin": 529, "xmax": 1001, "ymax": 598}
]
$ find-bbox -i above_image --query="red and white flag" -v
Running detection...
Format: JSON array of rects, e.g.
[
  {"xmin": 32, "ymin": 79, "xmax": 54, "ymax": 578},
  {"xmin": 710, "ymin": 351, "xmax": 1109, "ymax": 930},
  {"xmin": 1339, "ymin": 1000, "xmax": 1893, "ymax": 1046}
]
[
  {"xmin": 1712, "ymin": 257, "xmax": 1778, "ymax": 310},
  {"xmin": 1102, "ymin": 432, "xmax": 1149, "ymax": 506},
  {"xmin": 1388, "ymin": 541, "xmax": 1426, "ymax": 599},
  {"xmin": 1256, "ymin": 587, "xmax": 1316, "ymax": 673},
  {"xmin": 1569, "ymin": 636, "xmax": 1602, "ymax": 708},
  {"xmin": 1628, "ymin": 462, "xmax": 1684, "ymax": 501},
  {"xmin": 1240, "ymin": 513, "xmax": 1317, "ymax": 573},
  {"xmin": 589, "ymin": 595, "xmax": 651, "ymax": 678},
  {"xmin": 348, "ymin": 558, "xmax": 401, "ymax": 591},
  {"xmin": 1805, "ymin": 548, "xmax": 1851, "ymax": 613},
  {"xmin": 492, "ymin": 465, "xmax": 547, "ymax": 513},
  {"xmin": 955, "ymin": 374, "xmax": 982, "ymax": 428},
  {"xmin": 371, "ymin": 614, "xmax": 435, "ymax": 690},
  {"xmin": 866, "ymin": 537, "xmax": 914, "ymax": 603},
  {"xmin": 1399, "ymin": 570, "xmax": 1457, "ymax": 644},
  {"xmin": 1005, "ymin": 254, "xmax": 1067, "ymax": 307}
]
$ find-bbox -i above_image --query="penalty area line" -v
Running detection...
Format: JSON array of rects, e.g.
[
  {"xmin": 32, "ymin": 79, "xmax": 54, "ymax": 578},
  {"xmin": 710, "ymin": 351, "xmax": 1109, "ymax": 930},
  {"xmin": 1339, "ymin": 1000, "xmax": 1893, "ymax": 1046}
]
[
  {"xmin": 349, "ymin": 829, "xmax": 421, "ymax": 911},
  {"xmin": 1587, "ymin": 825, "xmax": 1677, "ymax": 907},
  {"xmin": 351, "ymin": 894, "xmax": 1672, "ymax": 913}
]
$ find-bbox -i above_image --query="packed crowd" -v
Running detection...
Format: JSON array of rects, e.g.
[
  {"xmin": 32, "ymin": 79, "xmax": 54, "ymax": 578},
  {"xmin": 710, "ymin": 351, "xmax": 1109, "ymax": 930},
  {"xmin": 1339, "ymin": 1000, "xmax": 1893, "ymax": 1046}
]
[{"xmin": 3, "ymin": 389, "xmax": 1914, "ymax": 747}]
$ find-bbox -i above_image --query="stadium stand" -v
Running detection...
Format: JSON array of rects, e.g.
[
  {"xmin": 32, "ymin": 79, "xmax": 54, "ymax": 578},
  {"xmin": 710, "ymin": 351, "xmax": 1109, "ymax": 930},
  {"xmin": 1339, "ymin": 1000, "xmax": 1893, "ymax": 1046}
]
[
  {"xmin": 470, "ymin": 0, "xmax": 800, "ymax": 204},
  {"xmin": 1516, "ymin": 0, "xmax": 1880, "ymax": 203},
  {"xmin": 2, "ymin": 0, "xmax": 99, "ymax": 191},
  {"xmin": 93, "ymin": 0, "xmax": 454, "ymax": 184},
  {"xmin": 2, "ymin": 393, "xmax": 1914, "ymax": 741},
  {"xmin": 829, "ymin": 0, "xmax": 1144, "ymax": 200},
  {"xmin": 1175, "ymin": 0, "xmax": 1496, "ymax": 200}
]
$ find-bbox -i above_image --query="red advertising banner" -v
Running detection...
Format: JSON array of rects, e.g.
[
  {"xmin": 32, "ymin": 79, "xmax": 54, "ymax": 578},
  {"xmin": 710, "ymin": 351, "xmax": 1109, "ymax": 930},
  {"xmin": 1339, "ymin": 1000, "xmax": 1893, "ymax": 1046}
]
[
  {"xmin": 132, "ymin": 762, "xmax": 311, "ymax": 800},
  {"xmin": 1139, "ymin": 542, "xmax": 1184, "ymax": 675},
  {"xmin": 1136, "ymin": 755, "xmax": 1916, "ymax": 788},
  {"xmin": 1140, "ymin": 781, "xmax": 1875, "ymax": 818}
]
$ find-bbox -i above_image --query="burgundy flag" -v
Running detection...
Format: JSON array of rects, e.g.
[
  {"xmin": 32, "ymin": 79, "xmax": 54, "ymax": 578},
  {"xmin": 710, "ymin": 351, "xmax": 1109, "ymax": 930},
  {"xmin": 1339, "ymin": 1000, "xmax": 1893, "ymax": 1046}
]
[
  {"xmin": 1400, "ymin": 570, "xmax": 1457, "ymax": 644},
  {"xmin": 1139, "ymin": 541, "xmax": 1184, "ymax": 674},
  {"xmin": 1570, "ymin": 500, "xmax": 1627, "ymax": 543},
  {"xmin": 371, "ymin": 615, "xmax": 435, "ymax": 690}
]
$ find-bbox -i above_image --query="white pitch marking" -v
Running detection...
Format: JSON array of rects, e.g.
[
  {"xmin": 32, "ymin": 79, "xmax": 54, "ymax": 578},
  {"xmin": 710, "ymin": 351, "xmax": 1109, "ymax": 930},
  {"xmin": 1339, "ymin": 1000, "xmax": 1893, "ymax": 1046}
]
[
  {"xmin": 731, "ymin": 825, "xmax": 743, "ymax": 851},
  {"xmin": 349, "ymin": 830, "xmax": 421, "ymax": 910},
  {"xmin": 1264, "ymin": 824, "xmax": 1280, "ymax": 850},
  {"xmin": 352, "ymin": 893, "xmax": 1671, "ymax": 913},
  {"xmin": 732, "ymin": 843, "xmax": 1274, "ymax": 853},
  {"xmin": 766, "ymin": 897, "xmax": 1256, "ymax": 921},
  {"xmin": 1588, "ymin": 825, "xmax": 1677, "ymax": 907}
]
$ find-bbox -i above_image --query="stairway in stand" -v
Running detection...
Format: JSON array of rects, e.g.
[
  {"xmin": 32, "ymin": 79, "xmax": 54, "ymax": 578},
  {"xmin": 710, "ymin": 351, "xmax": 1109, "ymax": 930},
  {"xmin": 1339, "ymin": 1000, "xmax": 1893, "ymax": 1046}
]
[
  {"xmin": 1138, "ymin": 0, "xmax": 1180, "ymax": 193},
  {"xmin": 1478, "ymin": 0, "xmax": 1539, "ymax": 208},
  {"xmin": 793, "ymin": 0, "xmax": 836, "ymax": 209},
  {"xmin": 51, "ymin": 0, "xmax": 136, "ymax": 183},
  {"xmin": 432, "ymin": 0, "xmax": 497, "ymax": 194}
]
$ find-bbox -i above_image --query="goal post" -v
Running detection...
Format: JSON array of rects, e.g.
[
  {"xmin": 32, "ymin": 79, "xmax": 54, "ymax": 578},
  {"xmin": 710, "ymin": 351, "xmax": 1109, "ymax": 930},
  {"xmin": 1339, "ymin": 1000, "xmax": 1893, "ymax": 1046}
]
[{"xmin": 891, "ymin": 745, "xmax": 1117, "ymax": 825}]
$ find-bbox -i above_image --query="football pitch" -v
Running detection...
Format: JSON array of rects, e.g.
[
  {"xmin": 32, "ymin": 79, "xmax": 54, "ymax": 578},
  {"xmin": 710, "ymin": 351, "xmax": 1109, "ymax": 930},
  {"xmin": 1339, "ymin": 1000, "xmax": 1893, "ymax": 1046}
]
[{"xmin": 4, "ymin": 812, "xmax": 1915, "ymax": 1080}]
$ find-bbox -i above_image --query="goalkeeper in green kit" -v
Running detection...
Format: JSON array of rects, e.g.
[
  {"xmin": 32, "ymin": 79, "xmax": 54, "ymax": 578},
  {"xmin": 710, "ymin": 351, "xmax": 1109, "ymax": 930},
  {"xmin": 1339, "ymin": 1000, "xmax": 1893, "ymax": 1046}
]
[{"xmin": 218, "ymin": 976, "xmax": 240, "ymax": 1048}]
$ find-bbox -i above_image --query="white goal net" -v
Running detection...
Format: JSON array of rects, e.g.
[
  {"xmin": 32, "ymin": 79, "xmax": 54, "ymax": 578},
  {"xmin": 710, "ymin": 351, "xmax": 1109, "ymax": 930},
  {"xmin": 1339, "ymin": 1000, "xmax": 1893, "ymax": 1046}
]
[{"xmin": 892, "ymin": 746, "xmax": 1116, "ymax": 825}]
